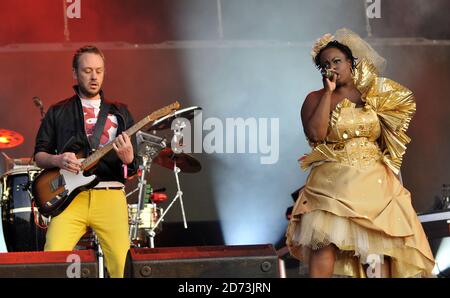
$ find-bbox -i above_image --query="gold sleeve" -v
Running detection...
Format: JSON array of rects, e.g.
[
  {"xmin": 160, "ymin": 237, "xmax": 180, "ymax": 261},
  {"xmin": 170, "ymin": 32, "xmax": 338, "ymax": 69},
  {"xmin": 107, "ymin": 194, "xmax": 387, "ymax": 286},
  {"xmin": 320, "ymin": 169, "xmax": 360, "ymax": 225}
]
[{"xmin": 354, "ymin": 59, "xmax": 416, "ymax": 174}]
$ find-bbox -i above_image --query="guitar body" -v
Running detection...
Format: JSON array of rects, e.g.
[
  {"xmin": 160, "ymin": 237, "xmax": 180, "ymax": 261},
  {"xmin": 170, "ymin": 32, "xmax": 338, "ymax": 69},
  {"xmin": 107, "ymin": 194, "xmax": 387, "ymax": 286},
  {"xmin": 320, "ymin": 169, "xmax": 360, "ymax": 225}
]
[{"xmin": 32, "ymin": 167, "xmax": 98, "ymax": 217}]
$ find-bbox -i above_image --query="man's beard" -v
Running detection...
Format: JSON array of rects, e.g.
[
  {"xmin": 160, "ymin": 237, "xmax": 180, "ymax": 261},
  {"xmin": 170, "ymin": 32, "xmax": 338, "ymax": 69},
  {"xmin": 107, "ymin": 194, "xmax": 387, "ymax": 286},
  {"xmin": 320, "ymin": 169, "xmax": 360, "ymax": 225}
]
[{"xmin": 79, "ymin": 83, "xmax": 101, "ymax": 98}]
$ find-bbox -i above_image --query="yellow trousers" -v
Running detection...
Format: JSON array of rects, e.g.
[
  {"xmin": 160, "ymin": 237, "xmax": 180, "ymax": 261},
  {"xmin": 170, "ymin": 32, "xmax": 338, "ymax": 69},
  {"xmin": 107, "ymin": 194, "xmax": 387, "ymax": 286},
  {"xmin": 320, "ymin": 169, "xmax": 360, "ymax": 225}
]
[{"xmin": 44, "ymin": 189, "xmax": 130, "ymax": 278}]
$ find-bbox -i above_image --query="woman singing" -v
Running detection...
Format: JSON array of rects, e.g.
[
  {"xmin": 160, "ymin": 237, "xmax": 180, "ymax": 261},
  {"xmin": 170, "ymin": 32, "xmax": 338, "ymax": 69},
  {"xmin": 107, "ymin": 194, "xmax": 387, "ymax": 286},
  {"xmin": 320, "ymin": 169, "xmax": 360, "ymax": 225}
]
[{"xmin": 286, "ymin": 28, "xmax": 435, "ymax": 278}]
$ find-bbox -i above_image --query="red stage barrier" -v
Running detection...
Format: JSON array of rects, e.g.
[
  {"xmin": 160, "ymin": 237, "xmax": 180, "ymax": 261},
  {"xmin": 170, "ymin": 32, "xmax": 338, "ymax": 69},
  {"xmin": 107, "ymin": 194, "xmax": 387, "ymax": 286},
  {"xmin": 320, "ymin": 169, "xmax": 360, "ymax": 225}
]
[
  {"xmin": 0, "ymin": 250, "xmax": 98, "ymax": 278},
  {"xmin": 124, "ymin": 244, "xmax": 280, "ymax": 278}
]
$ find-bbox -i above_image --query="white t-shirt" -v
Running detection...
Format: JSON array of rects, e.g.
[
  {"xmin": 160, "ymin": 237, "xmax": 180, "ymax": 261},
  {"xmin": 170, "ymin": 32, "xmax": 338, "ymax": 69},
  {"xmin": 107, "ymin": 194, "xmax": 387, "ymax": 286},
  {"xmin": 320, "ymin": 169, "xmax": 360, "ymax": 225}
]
[
  {"xmin": 80, "ymin": 98, "xmax": 124, "ymax": 188},
  {"xmin": 81, "ymin": 98, "xmax": 118, "ymax": 147}
]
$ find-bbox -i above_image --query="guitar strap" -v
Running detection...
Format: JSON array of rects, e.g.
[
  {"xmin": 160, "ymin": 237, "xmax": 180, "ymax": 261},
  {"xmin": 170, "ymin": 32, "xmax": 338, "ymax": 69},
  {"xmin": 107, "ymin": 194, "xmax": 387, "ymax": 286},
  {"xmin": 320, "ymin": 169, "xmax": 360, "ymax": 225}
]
[{"xmin": 89, "ymin": 101, "xmax": 111, "ymax": 151}]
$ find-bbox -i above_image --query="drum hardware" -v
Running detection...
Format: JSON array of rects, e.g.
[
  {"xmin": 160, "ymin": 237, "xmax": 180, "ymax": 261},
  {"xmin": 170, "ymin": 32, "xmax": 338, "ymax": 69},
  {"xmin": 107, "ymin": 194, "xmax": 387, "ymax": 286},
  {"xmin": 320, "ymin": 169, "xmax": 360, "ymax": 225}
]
[
  {"xmin": 127, "ymin": 131, "xmax": 166, "ymax": 246},
  {"xmin": 74, "ymin": 229, "xmax": 105, "ymax": 277},
  {"xmin": 145, "ymin": 145, "xmax": 203, "ymax": 247},
  {"xmin": 128, "ymin": 203, "xmax": 163, "ymax": 246},
  {"xmin": 132, "ymin": 146, "xmax": 201, "ymax": 248},
  {"xmin": 153, "ymin": 147, "xmax": 201, "ymax": 173},
  {"xmin": 136, "ymin": 130, "xmax": 166, "ymax": 157},
  {"xmin": 126, "ymin": 106, "xmax": 202, "ymax": 248},
  {"xmin": 91, "ymin": 231, "xmax": 105, "ymax": 278},
  {"xmin": 127, "ymin": 130, "xmax": 165, "ymax": 247},
  {"xmin": 128, "ymin": 154, "xmax": 152, "ymax": 245}
]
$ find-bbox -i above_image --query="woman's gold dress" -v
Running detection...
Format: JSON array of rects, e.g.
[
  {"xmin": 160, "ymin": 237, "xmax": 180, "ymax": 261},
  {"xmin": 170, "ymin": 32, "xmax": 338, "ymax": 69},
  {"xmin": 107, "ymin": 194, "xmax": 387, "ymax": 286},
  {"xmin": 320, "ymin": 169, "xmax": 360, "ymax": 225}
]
[{"xmin": 286, "ymin": 59, "xmax": 435, "ymax": 277}]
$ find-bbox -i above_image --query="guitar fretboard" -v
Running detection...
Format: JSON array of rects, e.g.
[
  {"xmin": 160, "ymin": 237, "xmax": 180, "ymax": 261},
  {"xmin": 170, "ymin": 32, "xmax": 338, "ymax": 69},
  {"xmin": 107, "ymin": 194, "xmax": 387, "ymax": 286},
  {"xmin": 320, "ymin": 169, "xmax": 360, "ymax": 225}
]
[{"xmin": 80, "ymin": 102, "xmax": 180, "ymax": 170}]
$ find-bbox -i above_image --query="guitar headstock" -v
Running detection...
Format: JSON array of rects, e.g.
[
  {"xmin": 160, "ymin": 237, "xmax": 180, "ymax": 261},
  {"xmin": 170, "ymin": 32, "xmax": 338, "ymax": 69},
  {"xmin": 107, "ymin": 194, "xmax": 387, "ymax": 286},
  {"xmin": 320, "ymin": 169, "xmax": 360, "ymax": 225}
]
[{"xmin": 147, "ymin": 101, "xmax": 181, "ymax": 122}]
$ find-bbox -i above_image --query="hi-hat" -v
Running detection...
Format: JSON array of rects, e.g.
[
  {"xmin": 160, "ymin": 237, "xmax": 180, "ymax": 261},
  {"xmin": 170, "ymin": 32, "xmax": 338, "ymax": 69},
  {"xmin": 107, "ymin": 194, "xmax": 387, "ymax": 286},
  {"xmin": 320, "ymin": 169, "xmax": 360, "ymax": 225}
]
[
  {"xmin": 153, "ymin": 147, "xmax": 201, "ymax": 173},
  {"xmin": 0, "ymin": 129, "xmax": 24, "ymax": 149},
  {"xmin": 148, "ymin": 106, "xmax": 202, "ymax": 131}
]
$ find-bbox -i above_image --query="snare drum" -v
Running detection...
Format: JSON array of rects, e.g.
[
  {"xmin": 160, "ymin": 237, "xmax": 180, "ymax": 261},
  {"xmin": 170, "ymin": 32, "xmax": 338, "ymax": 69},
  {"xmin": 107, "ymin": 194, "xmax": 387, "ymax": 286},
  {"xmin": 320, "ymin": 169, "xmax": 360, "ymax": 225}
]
[
  {"xmin": 128, "ymin": 203, "xmax": 162, "ymax": 230},
  {"xmin": 128, "ymin": 203, "xmax": 163, "ymax": 247},
  {"xmin": 1, "ymin": 166, "xmax": 46, "ymax": 252}
]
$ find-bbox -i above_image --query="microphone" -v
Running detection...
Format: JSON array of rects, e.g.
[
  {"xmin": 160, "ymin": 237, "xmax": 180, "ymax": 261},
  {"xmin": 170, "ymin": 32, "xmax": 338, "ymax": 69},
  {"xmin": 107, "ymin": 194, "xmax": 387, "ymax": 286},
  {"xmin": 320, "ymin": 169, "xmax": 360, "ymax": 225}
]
[
  {"xmin": 321, "ymin": 69, "xmax": 336, "ymax": 80},
  {"xmin": 32, "ymin": 96, "xmax": 45, "ymax": 119},
  {"xmin": 32, "ymin": 96, "xmax": 43, "ymax": 108}
]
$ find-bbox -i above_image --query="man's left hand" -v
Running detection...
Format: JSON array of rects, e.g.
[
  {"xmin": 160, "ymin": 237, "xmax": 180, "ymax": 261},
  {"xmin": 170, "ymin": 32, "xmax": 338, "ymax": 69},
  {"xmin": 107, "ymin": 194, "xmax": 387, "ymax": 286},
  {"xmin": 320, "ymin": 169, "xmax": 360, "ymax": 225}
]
[{"xmin": 113, "ymin": 132, "xmax": 134, "ymax": 164}]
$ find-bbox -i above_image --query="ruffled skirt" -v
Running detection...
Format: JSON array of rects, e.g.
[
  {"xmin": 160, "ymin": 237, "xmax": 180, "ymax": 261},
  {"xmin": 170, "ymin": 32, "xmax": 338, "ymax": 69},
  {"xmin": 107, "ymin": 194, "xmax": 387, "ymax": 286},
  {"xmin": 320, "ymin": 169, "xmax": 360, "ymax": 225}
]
[{"xmin": 286, "ymin": 161, "xmax": 435, "ymax": 277}]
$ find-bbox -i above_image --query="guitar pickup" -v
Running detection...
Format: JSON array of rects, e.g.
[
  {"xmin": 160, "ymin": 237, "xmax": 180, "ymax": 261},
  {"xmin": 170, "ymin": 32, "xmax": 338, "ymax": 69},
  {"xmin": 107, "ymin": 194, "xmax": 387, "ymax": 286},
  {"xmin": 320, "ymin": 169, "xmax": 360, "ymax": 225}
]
[
  {"xmin": 45, "ymin": 190, "xmax": 69, "ymax": 207},
  {"xmin": 50, "ymin": 175, "xmax": 66, "ymax": 192}
]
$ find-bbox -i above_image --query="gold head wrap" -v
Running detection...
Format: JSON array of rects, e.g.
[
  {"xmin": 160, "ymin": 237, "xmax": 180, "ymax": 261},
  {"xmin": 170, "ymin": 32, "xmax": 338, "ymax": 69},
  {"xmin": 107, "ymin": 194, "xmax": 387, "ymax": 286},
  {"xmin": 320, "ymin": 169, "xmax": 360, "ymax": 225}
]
[{"xmin": 311, "ymin": 28, "xmax": 386, "ymax": 73}]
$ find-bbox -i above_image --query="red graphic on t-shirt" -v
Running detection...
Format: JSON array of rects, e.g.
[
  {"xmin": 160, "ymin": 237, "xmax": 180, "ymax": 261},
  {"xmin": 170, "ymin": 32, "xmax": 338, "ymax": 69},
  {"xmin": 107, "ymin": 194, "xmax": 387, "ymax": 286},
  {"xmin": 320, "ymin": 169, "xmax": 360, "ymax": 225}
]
[
  {"xmin": 101, "ymin": 115, "xmax": 118, "ymax": 145},
  {"xmin": 83, "ymin": 105, "xmax": 118, "ymax": 147}
]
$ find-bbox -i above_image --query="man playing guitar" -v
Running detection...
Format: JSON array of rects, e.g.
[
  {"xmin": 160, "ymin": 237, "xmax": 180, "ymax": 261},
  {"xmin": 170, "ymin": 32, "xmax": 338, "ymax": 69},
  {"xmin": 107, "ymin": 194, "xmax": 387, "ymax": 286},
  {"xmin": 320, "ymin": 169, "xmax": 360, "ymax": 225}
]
[{"xmin": 34, "ymin": 45, "xmax": 139, "ymax": 278}]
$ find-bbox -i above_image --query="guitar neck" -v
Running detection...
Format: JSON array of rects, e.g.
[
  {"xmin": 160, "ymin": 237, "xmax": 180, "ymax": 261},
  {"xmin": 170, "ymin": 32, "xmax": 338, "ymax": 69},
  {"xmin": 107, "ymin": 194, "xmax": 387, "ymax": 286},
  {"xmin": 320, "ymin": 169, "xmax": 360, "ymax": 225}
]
[{"xmin": 81, "ymin": 101, "xmax": 180, "ymax": 170}]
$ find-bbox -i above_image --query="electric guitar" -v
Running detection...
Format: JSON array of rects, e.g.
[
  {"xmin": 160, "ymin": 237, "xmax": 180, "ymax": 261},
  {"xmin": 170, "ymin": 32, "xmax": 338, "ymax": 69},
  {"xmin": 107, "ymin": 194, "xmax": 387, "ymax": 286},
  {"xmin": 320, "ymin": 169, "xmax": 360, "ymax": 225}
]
[{"xmin": 32, "ymin": 101, "xmax": 180, "ymax": 217}]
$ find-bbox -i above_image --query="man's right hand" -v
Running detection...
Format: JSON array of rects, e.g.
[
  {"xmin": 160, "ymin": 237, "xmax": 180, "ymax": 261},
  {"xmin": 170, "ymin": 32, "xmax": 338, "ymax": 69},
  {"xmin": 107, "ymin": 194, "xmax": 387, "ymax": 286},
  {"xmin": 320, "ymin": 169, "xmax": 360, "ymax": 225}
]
[{"xmin": 55, "ymin": 152, "xmax": 81, "ymax": 173}]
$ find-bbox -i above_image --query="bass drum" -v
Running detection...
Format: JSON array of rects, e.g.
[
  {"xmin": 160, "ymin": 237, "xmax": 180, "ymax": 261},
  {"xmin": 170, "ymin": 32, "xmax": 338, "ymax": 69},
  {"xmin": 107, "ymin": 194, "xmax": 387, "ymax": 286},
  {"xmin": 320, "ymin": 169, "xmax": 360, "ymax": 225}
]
[
  {"xmin": 0, "ymin": 177, "xmax": 6, "ymax": 252},
  {"xmin": 1, "ymin": 167, "xmax": 46, "ymax": 252}
]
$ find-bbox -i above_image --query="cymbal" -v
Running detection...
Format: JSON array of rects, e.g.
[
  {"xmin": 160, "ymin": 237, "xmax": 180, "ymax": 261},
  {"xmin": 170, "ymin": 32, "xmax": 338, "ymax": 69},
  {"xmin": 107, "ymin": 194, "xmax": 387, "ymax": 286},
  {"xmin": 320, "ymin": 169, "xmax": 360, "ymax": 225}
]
[
  {"xmin": 153, "ymin": 148, "xmax": 201, "ymax": 173},
  {"xmin": 0, "ymin": 129, "xmax": 24, "ymax": 149},
  {"xmin": 148, "ymin": 106, "xmax": 202, "ymax": 131}
]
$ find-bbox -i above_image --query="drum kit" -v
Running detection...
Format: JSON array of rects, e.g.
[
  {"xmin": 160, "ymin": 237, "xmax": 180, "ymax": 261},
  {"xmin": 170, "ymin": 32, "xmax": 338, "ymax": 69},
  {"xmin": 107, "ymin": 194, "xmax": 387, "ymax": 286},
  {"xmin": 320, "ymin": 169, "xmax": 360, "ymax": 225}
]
[
  {"xmin": 0, "ymin": 153, "xmax": 46, "ymax": 253},
  {"xmin": 0, "ymin": 106, "xmax": 202, "ymax": 254}
]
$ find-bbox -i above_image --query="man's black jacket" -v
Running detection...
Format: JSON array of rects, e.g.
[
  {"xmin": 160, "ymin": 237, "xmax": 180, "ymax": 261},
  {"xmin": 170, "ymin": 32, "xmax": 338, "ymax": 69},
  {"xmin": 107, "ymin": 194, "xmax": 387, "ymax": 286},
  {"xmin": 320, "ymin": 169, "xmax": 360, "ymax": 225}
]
[{"xmin": 34, "ymin": 87, "xmax": 139, "ymax": 183}]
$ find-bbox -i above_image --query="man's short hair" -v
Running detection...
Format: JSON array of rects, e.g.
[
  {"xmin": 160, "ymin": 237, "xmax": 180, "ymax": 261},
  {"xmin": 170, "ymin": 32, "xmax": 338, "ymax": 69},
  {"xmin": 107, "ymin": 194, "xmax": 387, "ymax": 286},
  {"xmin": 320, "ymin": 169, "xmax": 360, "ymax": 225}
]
[{"xmin": 72, "ymin": 45, "xmax": 106, "ymax": 71}]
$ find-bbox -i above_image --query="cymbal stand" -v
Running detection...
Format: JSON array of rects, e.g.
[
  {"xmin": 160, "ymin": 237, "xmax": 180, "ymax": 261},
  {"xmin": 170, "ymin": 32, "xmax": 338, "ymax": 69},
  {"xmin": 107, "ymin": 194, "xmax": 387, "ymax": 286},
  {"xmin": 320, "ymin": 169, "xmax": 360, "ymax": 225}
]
[
  {"xmin": 127, "ymin": 131, "xmax": 165, "ymax": 245},
  {"xmin": 147, "ymin": 159, "xmax": 188, "ymax": 248},
  {"xmin": 128, "ymin": 155, "xmax": 151, "ymax": 245},
  {"xmin": 92, "ymin": 231, "xmax": 104, "ymax": 278}
]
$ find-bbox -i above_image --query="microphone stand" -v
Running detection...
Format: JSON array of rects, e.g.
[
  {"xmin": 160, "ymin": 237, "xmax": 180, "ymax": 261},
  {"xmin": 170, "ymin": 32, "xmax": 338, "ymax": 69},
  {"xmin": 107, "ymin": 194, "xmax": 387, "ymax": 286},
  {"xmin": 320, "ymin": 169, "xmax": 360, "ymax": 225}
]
[
  {"xmin": 39, "ymin": 107, "xmax": 46, "ymax": 120},
  {"xmin": 32, "ymin": 97, "xmax": 46, "ymax": 121}
]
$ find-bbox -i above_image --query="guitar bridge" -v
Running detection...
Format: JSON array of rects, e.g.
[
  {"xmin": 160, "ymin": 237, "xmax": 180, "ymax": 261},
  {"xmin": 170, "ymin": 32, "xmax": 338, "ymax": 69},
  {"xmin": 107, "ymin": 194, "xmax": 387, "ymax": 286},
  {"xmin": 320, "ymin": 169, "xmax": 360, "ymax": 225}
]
[{"xmin": 45, "ymin": 190, "xmax": 69, "ymax": 207}]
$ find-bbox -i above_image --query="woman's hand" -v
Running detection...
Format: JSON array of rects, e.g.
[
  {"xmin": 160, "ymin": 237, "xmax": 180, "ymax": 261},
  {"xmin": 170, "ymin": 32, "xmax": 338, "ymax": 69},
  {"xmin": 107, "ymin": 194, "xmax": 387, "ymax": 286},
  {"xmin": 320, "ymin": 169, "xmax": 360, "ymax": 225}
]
[
  {"xmin": 323, "ymin": 71, "xmax": 338, "ymax": 93},
  {"xmin": 113, "ymin": 132, "xmax": 134, "ymax": 165}
]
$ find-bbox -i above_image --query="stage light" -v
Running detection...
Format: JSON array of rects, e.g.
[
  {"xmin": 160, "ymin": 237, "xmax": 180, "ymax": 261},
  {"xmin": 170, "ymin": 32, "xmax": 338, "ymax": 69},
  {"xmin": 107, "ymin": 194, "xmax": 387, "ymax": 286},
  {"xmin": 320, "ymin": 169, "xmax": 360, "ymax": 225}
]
[{"xmin": 432, "ymin": 236, "xmax": 450, "ymax": 276}]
